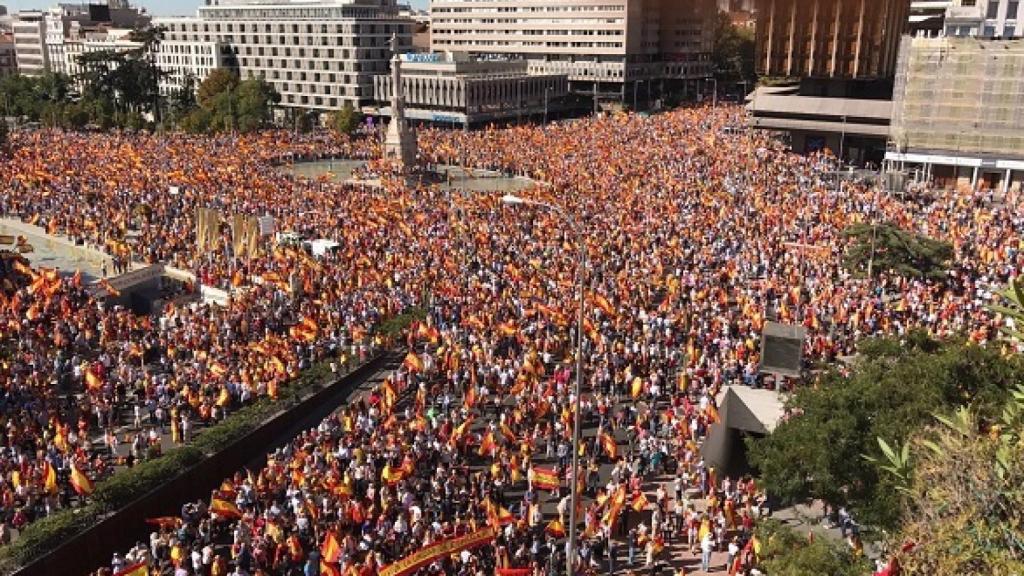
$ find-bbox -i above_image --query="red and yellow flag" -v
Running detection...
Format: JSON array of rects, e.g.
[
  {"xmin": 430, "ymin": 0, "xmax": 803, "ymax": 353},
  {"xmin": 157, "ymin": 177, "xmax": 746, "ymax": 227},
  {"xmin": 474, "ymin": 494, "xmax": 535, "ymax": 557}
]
[
  {"xmin": 210, "ymin": 498, "xmax": 242, "ymax": 520},
  {"xmin": 478, "ymin": 431, "xmax": 496, "ymax": 457},
  {"xmin": 545, "ymin": 519, "xmax": 566, "ymax": 538},
  {"xmin": 403, "ymin": 352, "xmax": 424, "ymax": 373},
  {"xmin": 113, "ymin": 562, "xmax": 149, "ymax": 576},
  {"xmin": 531, "ymin": 467, "xmax": 559, "ymax": 491},
  {"xmin": 632, "ymin": 491, "xmax": 649, "ymax": 512},
  {"xmin": 321, "ymin": 531, "xmax": 342, "ymax": 564},
  {"xmin": 600, "ymin": 432, "xmax": 617, "ymax": 460},
  {"xmin": 70, "ymin": 463, "xmax": 94, "ymax": 496},
  {"xmin": 43, "ymin": 461, "xmax": 58, "ymax": 495}
]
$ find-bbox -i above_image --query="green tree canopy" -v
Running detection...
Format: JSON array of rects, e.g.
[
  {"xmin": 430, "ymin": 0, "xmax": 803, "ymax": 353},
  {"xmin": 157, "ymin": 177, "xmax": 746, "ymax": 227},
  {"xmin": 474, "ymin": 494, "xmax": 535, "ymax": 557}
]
[
  {"xmin": 756, "ymin": 519, "xmax": 870, "ymax": 576},
  {"xmin": 747, "ymin": 332, "xmax": 1024, "ymax": 531},
  {"xmin": 712, "ymin": 11, "xmax": 756, "ymax": 84},
  {"xmin": 330, "ymin": 101, "xmax": 363, "ymax": 137},
  {"xmin": 878, "ymin": 386, "xmax": 1024, "ymax": 575},
  {"xmin": 843, "ymin": 222, "xmax": 953, "ymax": 280},
  {"xmin": 197, "ymin": 68, "xmax": 239, "ymax": 110}
]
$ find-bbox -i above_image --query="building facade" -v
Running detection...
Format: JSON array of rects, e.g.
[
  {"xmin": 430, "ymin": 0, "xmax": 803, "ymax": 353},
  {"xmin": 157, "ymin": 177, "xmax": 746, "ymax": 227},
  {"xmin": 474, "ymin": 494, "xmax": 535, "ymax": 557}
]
[
  {"xmin": 754, "ymin": 0, "xmax": 910, "ymax": 79},
  {"xmin": 13, "ymin": 10, "xmax": 48, "ymax": 75},
  {"xmin": 944, "ymin": 0, "xmax": 1020, "ymax": 38},
  {"xmin": 887, "ymin": 35, "xmax": 1024, "ymax": 192},
  {"xmin": 0, "ymin": 33, "xmax": 17, "ymax": 78},
  {"xmin": 372, "ymin": 51, "xmax": 569, "ymax": 126},
  {"xmin": 156, "ymin": 0, "xmax": 414, "ymax": 111},
  {"xmin": 428, "ymin": 0, "xmax": 715, "ymax": 102},
  {"xmin": 909, "ymin": 1, "xmax": 952, "ymax": 37}
]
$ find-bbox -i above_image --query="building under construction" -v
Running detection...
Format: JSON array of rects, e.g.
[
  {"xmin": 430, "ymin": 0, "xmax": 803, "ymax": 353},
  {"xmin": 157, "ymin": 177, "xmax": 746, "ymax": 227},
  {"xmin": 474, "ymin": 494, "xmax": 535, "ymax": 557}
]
[{"xmin": 887, "ymin": 36, "xmax": 1024, "ymax": 192}]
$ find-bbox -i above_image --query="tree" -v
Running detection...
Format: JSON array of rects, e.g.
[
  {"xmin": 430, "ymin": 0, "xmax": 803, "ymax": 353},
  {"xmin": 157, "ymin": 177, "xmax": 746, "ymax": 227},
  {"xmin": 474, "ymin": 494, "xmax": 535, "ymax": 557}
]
[
  {"xmin": 878, "ymin": 387, "xmax": 1024, "ymax": 575},
  {"xmin": 330, "ymin": 101, "xmax": 363, "ymax": 137},
  {"xmin": 756, "ymin": 519, "xmax": 870, "ymax": 576},
  {"xmin": 232, "ymin": 78, "xmax": 279, "ymax": 132},
  {"xmin": 197, "ymin": 68, "xmax": 239, "ymax": 110},
  {"xmin": 747, "ymin": 332, "xmax": 1024, "ymax": 531},
  {"xmin": 842, "ymin": 222, "xmax": 953, "ymax": 281},
  {"xmin": 167, "ymin": 72, "xmax": 198, "ymax": 123},
  {"xmin": 712, "ymin": 12, "xmax": 756, "ymax": 84},
  {"xmin": 990, "ymin": 278, "xmax": 1024, "ymax": 343}
]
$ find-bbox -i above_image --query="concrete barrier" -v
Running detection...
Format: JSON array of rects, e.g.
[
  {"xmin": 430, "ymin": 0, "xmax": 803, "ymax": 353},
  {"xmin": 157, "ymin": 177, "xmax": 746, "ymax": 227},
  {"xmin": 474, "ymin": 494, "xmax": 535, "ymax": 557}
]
[{"xmin": 12, "ymin": 354, "xmax": 390, "ymax": 576}]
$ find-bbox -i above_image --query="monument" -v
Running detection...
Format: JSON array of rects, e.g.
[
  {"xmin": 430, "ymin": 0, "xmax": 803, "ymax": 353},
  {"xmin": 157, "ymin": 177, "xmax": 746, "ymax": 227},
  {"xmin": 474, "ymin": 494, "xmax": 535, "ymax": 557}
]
[{"xmin": 383, "ymin": 33, "xmax": 418, "ymax": 170}]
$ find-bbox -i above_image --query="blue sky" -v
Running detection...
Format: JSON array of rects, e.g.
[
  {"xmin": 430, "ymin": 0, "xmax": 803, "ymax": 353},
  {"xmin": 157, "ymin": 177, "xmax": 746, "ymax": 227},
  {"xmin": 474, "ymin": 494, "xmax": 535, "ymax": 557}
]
[{"xmin": 5, "ymin": 0, "xmax": 429, "ymax": 17}]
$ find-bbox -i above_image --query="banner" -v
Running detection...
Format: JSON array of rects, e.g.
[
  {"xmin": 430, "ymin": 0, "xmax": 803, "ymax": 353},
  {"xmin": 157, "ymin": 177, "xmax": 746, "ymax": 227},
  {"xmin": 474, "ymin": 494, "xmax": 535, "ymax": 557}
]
[{"xmin": 379, "ymin": 526, "xmax": 497, "ymax": 576}]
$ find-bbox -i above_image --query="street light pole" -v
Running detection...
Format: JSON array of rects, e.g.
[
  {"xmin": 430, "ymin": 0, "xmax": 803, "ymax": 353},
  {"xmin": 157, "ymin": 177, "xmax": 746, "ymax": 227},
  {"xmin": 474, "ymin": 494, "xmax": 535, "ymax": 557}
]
[
  {"xmin": 501, "ymin": 194, "xmax": 586, "ymax": 576},
  {"xmin": 544, "ymin": 86, "xmax": 551, "ymax": 125}
]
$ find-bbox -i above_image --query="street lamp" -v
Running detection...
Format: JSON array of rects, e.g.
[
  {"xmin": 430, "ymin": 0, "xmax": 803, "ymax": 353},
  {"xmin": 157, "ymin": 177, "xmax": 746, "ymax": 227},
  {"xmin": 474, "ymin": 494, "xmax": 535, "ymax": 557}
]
[
  {"xmin": 544, "ymin": 86, "xmax": 552, "ymax": 125},
  {"xmin": 500, "ymin": 194, "xmax": 586, "ymax": 576}
]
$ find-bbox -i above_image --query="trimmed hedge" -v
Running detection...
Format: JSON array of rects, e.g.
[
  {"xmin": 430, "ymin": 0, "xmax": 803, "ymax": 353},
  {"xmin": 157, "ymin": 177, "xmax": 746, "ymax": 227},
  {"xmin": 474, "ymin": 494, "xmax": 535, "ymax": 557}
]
[
  {"xmin": 0, "ymin": 357, "xmax": 358, "ymax": 572},
  {"xmin": 377, "ymin": 307, "xmax": 427, "ymax": 339}
]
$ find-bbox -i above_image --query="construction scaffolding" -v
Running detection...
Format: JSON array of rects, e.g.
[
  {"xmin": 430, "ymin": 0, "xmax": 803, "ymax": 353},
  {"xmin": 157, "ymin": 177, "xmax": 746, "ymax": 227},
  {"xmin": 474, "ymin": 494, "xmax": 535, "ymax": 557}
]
[{"xmin": 891, "ymin": 36, "xmax": 1024, "ymax": 160}]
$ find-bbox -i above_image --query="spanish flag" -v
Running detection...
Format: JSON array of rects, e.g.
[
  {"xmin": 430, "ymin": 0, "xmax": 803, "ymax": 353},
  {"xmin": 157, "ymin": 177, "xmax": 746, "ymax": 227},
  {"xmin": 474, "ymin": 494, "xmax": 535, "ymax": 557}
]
[
  {"xmin": 144, "ymin": 517, "xmax": 179, "ymax": 530},
  {"xmin": 321, "ymin": 531, "xmax": 342, "ymax": 563},
  {"xmin": 403, "ymin": 352, "xmax": 424, "ymax": 373},
  {"xmin": 478, "ymin": 431, "xmax": 496, "ymax": 457},
  {"xmin": 631, "ymin": 377, "xmax": 643, "ymax": 399},
  {"xmin": 600, "ymin": 432, "xmax": 618, "ymax": 460},
  {"xmin": 210, "ymin": 497, "xmax": 242, "ymax": 520},
  {"xmin": 592, "ymin": 293, "xmax": 616, "ymax": 317},
  {"xmin": 85, "ymin": 369, "xmax": 104, "ymax": 392},
  {"xmin": 531, "ymin": 466, "xmax": 559, "ymax": 491},
  {"xmin": 545, "ymin": 519, "xmax": 566, "ymax": 538},
  {"xmin": 99, "ymin": 278, "xmax": 121, "ymax": 297},
  {"xmin": 43, "ymin": 461, "xmax": 58, "ymax": 495},
  {"xmin": 320, "ymin": 561, "xmax": 342, "ymax": 576},
  {"xmin": 215, "ymin": 387, "xmax": 231, "ymax": 408},
  {"xmin": 632, "ymin": 491, "xmax": 649, "ymax": 512},
  {"xmin": 113, "ymin": 562, "xmax": 149, "ymax": 576},
  {"xmin": 70, "ymin": 463, "xmax": 94, "ymax": 496}
]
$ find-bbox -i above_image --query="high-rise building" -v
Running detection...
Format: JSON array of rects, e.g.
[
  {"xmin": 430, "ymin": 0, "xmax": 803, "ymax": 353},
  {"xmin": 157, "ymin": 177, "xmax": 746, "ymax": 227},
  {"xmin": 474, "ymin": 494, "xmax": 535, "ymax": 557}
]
[
  {"xmin": 13, "ymin": 2, "xmax": 150, "ymax": 77},
  {"xmin": 428, "ymin": 0, "xmax": 716, "ymax": 102},
  {"xmin": 943, "ymin": 0, "xmax": 1020, "ymax": 38},
  {"xmin": 754, "ymin": 0, "xmax": 910, "ymax": 79},
  {"xmin": 12, "ymin": 10, "xmax": 48, "ymax": 75},
  {"xmin": 887, "ymin": 35, "xmax": 1024, "ymax": 192},
  {"xmin": 156, "ymin": 0, "xmax": 414, "ymax": 111},
  {"xmin": 747, "ymin": 0, "xmax": 911, "ymax": 163}
]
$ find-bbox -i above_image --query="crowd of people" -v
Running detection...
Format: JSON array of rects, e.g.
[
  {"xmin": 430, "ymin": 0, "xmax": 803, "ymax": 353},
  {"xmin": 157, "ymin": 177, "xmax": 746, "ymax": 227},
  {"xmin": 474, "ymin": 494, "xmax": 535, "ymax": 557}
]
[{"xmin": 0, "ymin": 104, "xmax": 1019, "ymax": 575}]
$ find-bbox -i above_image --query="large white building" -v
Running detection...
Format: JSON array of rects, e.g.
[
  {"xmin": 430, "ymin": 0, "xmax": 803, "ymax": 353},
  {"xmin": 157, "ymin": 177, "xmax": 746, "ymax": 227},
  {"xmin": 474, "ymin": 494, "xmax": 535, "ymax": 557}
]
[
  {"xmin": 156, "ymin": 0, "xmax": 414, "ymax": 111},
  {"xmin": 944, "ymin": 0, "xmax": 1020, "ymax": 38},
  {"xmin": 428, "ymin": 0, "xmax": 716, "ymax": 102},
  {"xmin": 12, "ymin": 10, "xmax": 48, "ymax": 75},
  {"xmin": 12, "ymin": 2, "xmax": 150, "ymax": 77}
]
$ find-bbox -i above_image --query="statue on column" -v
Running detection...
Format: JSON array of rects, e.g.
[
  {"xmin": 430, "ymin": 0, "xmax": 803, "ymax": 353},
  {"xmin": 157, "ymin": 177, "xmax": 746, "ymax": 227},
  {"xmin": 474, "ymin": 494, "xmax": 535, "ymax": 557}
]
[{"xmin": 383, "ymin": 33, "xmax": 418, "ymax": 171}]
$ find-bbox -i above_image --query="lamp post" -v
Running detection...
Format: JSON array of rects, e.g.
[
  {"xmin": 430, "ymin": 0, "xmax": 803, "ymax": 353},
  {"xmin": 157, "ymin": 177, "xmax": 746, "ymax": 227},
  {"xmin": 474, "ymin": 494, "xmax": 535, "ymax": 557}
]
[{"xmin": 501, "ymin": 194, "xmax": 586, "ymax": 576}]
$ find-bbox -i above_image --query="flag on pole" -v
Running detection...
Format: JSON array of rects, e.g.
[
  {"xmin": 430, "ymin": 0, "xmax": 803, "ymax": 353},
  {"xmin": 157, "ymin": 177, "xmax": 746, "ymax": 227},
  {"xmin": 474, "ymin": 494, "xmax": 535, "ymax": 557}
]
[
  {"xmin": 321, "ymin": 531, "xmax": 342, "ymax": 563},
  {"xmin": 70, "ymin": 463, "xmax": 94, "ymax": 496},
  {"xmin": 531, "ymin": 466, "xmax": 559, "ymax": 491},
  {"xmin": 210, "ymin": 498, "xmax": 242, "ymax": 519},
  {"xmin": 600, "ymin": 432, "xmax": 617, "ymax": 460}
]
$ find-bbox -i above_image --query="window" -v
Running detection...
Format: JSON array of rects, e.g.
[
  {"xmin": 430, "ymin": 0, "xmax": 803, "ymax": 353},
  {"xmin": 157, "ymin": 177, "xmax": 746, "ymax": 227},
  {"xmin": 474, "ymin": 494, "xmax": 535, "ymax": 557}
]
[
  {"xmin": 987, "ymin": 0, "xmax": 1000, "ymax": 19},
  {"xmin": 984, "ymin": 25, "xmax": 997, "ymax": 37},
  {"xmin": 1005, "ymin": 25, "xmax": 1016, "ymax": 37},
  {"xmin": 1008, "ymin": 1, "xmax": 1020, "ymax": 19}
]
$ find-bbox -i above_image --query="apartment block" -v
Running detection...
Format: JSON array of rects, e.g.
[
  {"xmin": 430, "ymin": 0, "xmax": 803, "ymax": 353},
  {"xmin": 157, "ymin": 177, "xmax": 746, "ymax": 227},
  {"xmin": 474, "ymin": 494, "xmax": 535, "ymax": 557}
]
[
  {"xmin": 429, "ymin": 0, "xmax": 716, "ymax": 99},
  {"xmin": 156, "ymin": 0, "xmax": 414, "ymax": 111}
]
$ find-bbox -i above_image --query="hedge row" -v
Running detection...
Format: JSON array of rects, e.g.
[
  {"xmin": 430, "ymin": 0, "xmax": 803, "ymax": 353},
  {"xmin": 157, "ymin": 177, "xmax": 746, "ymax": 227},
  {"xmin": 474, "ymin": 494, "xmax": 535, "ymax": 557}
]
[{"xmin": 0, "ymin": 357, "xmax": 357, "ymax": 572}]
